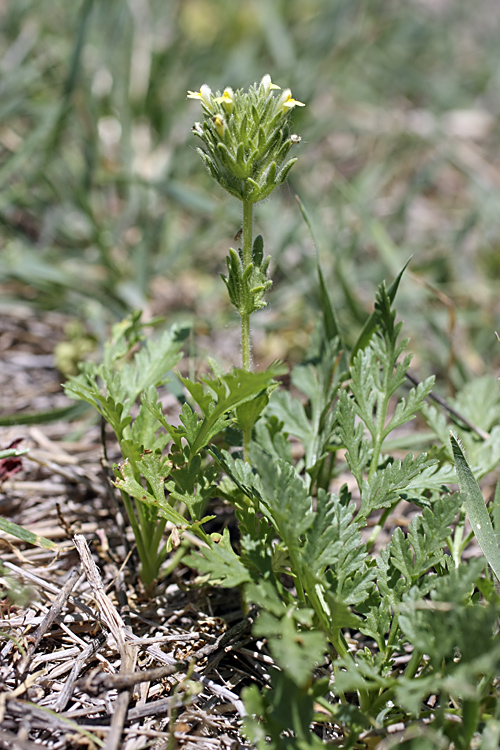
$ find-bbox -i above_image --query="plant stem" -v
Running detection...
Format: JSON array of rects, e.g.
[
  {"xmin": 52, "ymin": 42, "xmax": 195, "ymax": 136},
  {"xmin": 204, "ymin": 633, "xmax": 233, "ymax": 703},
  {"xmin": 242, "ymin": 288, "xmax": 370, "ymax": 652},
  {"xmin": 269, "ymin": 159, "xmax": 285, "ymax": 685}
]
[
  {"xmin": 241, "ymin": 198, "xmax": 253, "ymax": 462},
  {"xmin": 241, "ymin": 199, "xmax": 253, "ymax": 371}
]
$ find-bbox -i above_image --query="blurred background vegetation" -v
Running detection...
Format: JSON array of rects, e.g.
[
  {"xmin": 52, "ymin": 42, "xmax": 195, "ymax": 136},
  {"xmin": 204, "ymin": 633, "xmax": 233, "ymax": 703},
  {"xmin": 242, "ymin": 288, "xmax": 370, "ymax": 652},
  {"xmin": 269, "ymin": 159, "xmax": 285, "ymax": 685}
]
[{"xmin": 1, "ymin": 0, "xmax": 500, "ymax": 389}]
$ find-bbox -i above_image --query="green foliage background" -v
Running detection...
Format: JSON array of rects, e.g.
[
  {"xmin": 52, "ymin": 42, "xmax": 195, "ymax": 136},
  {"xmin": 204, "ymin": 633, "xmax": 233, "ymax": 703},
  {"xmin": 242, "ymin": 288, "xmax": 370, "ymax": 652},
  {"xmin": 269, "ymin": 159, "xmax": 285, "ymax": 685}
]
[{"xmin": 2, "ymin": 0, "xmax": 500, "ymax": 382}]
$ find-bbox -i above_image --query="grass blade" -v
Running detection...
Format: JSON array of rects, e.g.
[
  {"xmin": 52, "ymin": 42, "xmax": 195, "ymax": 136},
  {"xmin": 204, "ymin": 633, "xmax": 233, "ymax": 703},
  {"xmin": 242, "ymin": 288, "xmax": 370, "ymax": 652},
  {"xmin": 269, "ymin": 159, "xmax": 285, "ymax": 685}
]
[
  {"xmin": 0, "ymin": 402, "xmax": 90, "ymax": 426},
  {"xmin": 295, "ymin": 195, "xmax": 347, "ymax": 367},
  {"xmin": 0, "ymin": 517, "xmax": 60, "ymax": 551},
  {"xmin": 451, "ymin": 432, "xmax": 500, "ymax": 582}
]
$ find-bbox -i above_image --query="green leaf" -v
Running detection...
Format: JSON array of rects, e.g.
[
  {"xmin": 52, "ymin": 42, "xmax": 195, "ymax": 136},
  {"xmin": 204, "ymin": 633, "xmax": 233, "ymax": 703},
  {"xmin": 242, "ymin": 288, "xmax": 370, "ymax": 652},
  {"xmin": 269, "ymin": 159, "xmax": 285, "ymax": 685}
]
[
  {"xmin": 253, "ymin": 417, "xmax": 294, "ymax": 465},
  {"xmin": 451, "ymin": 433, "xmax": 500, "ymax": 583},
  {"xmin": 452, "ymin": 374, "xmax": 500, "ymax": 434},
  {"xmin": 185, "ymin": 527, "xmax": 252, "ymax": 587},
  {"xmin": 251, "ymin": 447, "xmax": 314, "ymax": 542},
  {"xmin": 336, "ymin": 389, "xmax": 372, "ymax": 487},
  {"xmin": 398, "ymin": 560, "xmax": 494, "ymax": 675},
  {"xmin": 267, "ymin": 389, "xmax": 314, "ymax": 446},
  {"xmin": 388, "ymin": 527, "xmax": 415, "ymax": 584},
  {"xmin": 255, "ymin": 612, "xmax": 326, "ymax": 689},
  {"xmin": 184, "ymin": 364, "xmax": 286, "ymax": 458},
  {"xmin": 350, "ymin": 259, "xmax": 411, "ymax": 361},
  {"xmin": 134, "ymin": 451, "xmax": 172, "ymax": 507},
  {"xmin": 140, "ymin": 392, "xmax": 186, "ymax": 449},
  {"xmin": 242, "ymin": 671, "xmax": 327, "ymax": 750},
  {"xmin": 130, "ymin": 387, "xmax": 171, "ymax": 452},
  {"xmin": 384, "ymin": 375, "xmax": 435, "ymax": 436},
  {"xmin": 389, "ymin": 493, "xmax": 461, "ymax": 585},
  {"xmin": 334, "ymin": 649, "xmax": 394, "ymax": 694},
  {"xmin": 359, "ymin": 599, "xmax": 392, "ymax": 653},
  {"xmin": 0, "ymin": 401, "xmax": 90, "ymax": 426},
  {"xmin": 408, "ymin": 494, "xmax": 462, "ymax": 574},
  {"xmin": 113, "ymin": 457, "xmax": 188, "ymax": 528},
  {"xmin": 179, "ymin": 402, "xmax": 208, "ymax": 447},
  {"xmin": 124, "ymin": 326, "xmax": 185, "ymax": 402},
  {"xmin": 65, "ymin": 318, "xmax": 186, "ymax": 437},
  {"xmin": 360, "ymin": 453, "xmax": 436, "ymax": 516},
  {"xmin": 65, "ymin": 372, "xmax": 131, "ymax": 438},
  {"xmin": 302, "ymin": 491, "xmax": 373, "ymax": 606},
  {"xmin": 267, "ymin": 350, "xmax": 342, "ymax": 477},
  {"xmin": 236, "ymin": 392, "xmax": 269, "ymax": 432},
  {"xmin": 492, "ymin": 473, "xmax": 500, "ymax": 545},
  {"xmin": 0, "ymin": 447, "xmax": 29, "ymax": 460},
  {"xmin": 167, "ymin": 455, "xmax": 218, "ymax": 521}
]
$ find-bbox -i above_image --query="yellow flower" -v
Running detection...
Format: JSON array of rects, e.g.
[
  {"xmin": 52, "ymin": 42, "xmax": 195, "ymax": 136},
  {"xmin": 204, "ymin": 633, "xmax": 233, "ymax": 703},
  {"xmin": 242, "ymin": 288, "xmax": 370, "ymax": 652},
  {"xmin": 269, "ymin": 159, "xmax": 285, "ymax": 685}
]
[
  {"xmin": 212, "ymin": 113, "xmax": 225, "ymax": 138},
  {"xmin": 277, "ymin": 89, "xmax": 305, "ymax": 112},
  {"xmin": 214, "ymin": 87, "xmax": 234, "ymax": 114},
  {"xmin": 260, "ymin": 74, "xmax": 281, "ymax": 95},
  {"xmin": 187, "ymin": 84, "xmax": 213, "ymax": 108}
]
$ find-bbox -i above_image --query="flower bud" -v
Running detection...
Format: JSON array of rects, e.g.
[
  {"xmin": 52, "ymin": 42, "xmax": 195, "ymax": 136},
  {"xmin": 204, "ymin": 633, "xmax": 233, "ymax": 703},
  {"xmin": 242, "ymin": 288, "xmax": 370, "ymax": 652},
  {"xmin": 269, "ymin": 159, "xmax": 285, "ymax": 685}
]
[
  {"xmin": 212, "ymin": 113, "xmax": 225, "ymax": 138},
  {"xmin": 214, "ymin": 87, "xmax": 234, "ymax": 114},
  {"xmin": 192, "ymin": 121, "xmax": 204, "ymax": 138}
]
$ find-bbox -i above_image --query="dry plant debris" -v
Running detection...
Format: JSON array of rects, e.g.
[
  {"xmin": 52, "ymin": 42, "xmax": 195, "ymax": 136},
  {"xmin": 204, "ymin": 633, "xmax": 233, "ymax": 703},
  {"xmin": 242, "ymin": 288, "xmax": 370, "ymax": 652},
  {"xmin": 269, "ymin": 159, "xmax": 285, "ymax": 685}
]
[{"xmin": 0, "ymin": 307, "xmax": 261, "ymax": 750}]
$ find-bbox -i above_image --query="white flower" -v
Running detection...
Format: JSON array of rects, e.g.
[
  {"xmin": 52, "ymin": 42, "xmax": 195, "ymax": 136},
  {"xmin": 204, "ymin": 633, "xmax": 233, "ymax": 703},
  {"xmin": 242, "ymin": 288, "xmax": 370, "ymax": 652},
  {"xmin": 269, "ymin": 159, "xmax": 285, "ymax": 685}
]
[
  {"xmin": 260, "ymin": 74, "xmax": 281, "ymax": 95},
  {"xmin": 187, "ymin": 84, "xmax": 213, "ymax": 108},
  {"xmin": 277, "ymin": 89, "xmax": 305, "ymax": 112}
]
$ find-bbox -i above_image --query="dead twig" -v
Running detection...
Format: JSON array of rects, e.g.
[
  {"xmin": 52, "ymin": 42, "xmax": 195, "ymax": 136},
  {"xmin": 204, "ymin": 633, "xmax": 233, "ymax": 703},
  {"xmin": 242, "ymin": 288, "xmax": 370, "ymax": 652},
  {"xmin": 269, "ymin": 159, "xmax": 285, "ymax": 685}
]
[
  {"xmin": 406, "ymin": 371, "xmax": 490, "ymax": 440},
  {"xmin": 73, "ymin": 534, "xmax": 138, "ymax": 750},
  {"xmin": 16, "ymin": 567, "xmax": 81, "ymax": 682}
]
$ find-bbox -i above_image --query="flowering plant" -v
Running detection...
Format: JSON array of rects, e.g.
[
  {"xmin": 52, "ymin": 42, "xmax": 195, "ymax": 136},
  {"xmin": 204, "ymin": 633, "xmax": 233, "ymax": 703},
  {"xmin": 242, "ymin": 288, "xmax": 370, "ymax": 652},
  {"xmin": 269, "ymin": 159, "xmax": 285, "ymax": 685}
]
[
  {"xmin": 188, "ymin": 76, "xmax": 305, "ymax": 459},
  {"xmin": 60, "ymin": 75, "xmax": 500, "ymax": 748}
]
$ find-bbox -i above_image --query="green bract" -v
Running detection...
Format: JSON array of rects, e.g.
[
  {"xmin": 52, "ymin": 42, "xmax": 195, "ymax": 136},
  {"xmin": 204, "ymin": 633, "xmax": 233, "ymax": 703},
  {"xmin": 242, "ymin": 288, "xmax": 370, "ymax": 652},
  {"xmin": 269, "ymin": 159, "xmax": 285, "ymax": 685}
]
[{"xmin": 188, "ymin": 75, "xmax": 304, "ymax": 203}]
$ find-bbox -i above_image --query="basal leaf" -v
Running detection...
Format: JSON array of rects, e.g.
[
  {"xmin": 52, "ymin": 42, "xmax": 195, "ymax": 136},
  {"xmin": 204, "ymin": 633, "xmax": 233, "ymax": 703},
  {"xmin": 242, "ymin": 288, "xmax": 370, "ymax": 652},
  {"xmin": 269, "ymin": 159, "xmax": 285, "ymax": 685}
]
[
  {"xmin": 335, "ymin": 389, "xmax": 372, "ymax": 487},
  {"xmin": 360, "ymin": 453, "xmax": 435, "ymax": 516},
  {"xmin": 384, "ymin": 375, "xmax": 435, "ymax": 437},
  {"xmin": 186, "ymin": 364, "xmax": 286, "ymax": 457},
  {"xmin": 123, "ymin": 325, "xmax": 185, "ymax": 404},
  {"xmin": 186, "ymin": 528, "xmax": 252, "ymax": 587},
  {"xmin": 263, "ymin": 614, "xmax": 326, "ymax": 689},
  {"xmin": 113, "ymin": 458, "xmax": 187, "ymax": 528},
  {"xmin": 267, "ymin": 389, "xmax": 314, "ymax": 446},
  {"xmin": 251, "ymin": 447, "xmax": 314, "ymax": 542}
]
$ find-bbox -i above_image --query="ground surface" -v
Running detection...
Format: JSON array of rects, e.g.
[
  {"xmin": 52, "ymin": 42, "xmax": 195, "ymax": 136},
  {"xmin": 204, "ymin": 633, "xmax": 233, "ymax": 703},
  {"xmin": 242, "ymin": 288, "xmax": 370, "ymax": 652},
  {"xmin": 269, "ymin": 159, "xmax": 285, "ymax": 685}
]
[{"xmin": 0, "ymin": 306, "xmax": 261, "ymax": 750}]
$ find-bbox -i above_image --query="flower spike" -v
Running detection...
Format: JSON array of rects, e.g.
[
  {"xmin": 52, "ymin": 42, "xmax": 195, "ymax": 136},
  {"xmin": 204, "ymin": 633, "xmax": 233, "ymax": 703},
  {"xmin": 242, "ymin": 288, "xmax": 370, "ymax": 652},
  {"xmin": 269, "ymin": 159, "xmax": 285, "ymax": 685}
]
[{"xmin": 189, "ymin": 76, "xmax": 304, "ymax": 203}]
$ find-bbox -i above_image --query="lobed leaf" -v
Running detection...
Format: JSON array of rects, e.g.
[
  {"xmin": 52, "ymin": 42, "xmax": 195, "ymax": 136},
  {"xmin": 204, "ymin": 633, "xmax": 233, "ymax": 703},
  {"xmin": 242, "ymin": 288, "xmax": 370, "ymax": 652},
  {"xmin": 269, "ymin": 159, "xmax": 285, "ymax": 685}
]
[{"xmin": 185, "ymin": 528, "xmax": 252, "ymax": 588}]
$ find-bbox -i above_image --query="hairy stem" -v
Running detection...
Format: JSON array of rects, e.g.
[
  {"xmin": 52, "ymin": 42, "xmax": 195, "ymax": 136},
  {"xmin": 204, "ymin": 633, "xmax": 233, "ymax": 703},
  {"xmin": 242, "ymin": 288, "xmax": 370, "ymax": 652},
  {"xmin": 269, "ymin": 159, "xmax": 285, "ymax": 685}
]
[
  {"xmin": 241, "ymin": 199, "xmax": 253, "ymax": 370},
  {"xmin": 241, "ymin": 198, "xmax": 253, "ymax": 461}
]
